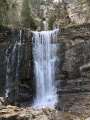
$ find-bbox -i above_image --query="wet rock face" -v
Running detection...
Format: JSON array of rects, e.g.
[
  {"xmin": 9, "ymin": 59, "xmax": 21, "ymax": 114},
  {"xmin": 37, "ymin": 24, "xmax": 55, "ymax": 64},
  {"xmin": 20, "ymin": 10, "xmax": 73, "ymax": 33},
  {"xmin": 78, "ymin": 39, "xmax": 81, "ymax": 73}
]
[
  {"xmin": 0, "ymin": 26, "xmax": 12, "ymax": 96},
  {"xmin": 7, "ymin": 31, "xmax": 35, "ymax": 103},
  {"xmin": 56, "ymin": 77, "xmax": 90, "ymax": 112},
  {"xmin": 0, "ymin": 25, "xmax": 12, "ymax": 42},
  {"xmin": 0, "ymin": 26, "xmax": 35, "ymax": 103},
  {"xmin": 0, "ymin": 24, "xmax": 90, "ymax": 114}
]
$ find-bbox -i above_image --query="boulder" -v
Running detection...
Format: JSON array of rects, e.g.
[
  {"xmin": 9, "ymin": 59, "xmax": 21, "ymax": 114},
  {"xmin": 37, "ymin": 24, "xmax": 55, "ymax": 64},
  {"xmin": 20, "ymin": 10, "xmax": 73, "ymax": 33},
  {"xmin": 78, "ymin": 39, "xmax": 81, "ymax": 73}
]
[
  {"xmin": 0, "ymin": 105, "xmax": 89, "ymax": 120},
  {"xmin": 0, "ymin": 105, "xmax": 59, "ymax": 120}
]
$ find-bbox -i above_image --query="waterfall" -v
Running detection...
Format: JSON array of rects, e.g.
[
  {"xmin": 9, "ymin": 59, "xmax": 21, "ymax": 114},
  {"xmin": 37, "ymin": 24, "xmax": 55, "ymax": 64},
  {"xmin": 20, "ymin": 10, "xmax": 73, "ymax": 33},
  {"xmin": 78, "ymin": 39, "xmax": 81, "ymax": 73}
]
[
  {"xmin": 32, "ymin": 29, "xmax": 59, "ymax": 109},
  {"xmin": 43, "ymin": 21, "xmax": 48, "ymax": 30},
  {"xmin": 5, "ymin": 30, "xmax": 22, "ymax": 98}
]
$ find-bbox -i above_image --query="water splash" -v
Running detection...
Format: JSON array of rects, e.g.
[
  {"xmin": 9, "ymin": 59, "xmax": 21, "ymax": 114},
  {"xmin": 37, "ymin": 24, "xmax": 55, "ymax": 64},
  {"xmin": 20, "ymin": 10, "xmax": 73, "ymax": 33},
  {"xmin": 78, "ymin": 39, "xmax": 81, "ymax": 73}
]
[{"xmin": 32, "ymin": 29, "xmax": 59, "ymax": 109}]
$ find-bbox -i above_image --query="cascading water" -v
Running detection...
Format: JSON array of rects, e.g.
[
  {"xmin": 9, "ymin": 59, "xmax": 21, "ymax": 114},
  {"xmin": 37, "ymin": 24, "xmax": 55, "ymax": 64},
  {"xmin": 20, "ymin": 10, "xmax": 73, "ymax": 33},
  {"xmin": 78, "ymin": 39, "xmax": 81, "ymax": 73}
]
[
  {"xmin": 43, "ymin": 21, "xmax": 48, "ymax": 30},
  {"xmin": 32, "ymin": 29, "xmax": 59, "ymax": 109},
  {"xmin": 5, "ymin": 30, "xmax": 22, "ymax": 98}
]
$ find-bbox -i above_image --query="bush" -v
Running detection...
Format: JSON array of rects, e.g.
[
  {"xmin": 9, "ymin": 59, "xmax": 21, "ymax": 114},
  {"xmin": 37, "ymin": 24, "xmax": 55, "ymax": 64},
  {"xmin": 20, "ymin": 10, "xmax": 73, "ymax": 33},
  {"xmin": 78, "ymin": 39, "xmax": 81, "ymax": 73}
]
[
  {"xmin": 21, "ymin": 0, "xmax": 37, "ymax": 29},
  {"xmin": 48, "ymin": 13, "xmax": 55, "ymax": 30},
  {"xmin": 0, "ymin": 0, "xmax": 17, "ymax": 25}
]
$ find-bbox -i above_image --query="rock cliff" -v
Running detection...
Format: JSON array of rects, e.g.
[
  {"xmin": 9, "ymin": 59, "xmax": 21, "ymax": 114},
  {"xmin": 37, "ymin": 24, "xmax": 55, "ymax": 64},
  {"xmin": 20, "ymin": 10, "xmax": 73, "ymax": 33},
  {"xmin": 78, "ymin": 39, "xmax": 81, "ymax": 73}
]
[
  {"xmin": 56, "ymin": 23, "xmax": 90, "ymax": 114},
  {"xmin": 0, "ymin": 26, "xmax": 35, "ymax": 103},
  {"xmin": 57, "ymin": 23, "xmax": 90, "ymax": 79},
  {"xmin": 63, "ymin": 0, "xmax": 90, "ymax": 24},
  {"xmin": 0, "ymin": 23, "xmax": 90, "ymax": 118}
]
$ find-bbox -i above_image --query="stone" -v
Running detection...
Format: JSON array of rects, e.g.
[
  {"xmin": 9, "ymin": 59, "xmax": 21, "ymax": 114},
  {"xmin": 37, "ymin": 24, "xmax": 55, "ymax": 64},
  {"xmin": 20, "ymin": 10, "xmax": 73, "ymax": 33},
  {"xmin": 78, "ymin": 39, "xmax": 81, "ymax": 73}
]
[
  {"xmin": 57, "ymin": 23, "xmax": 90, "ymax": 79},
  {"xmin": 0, "ymin": 97, "xmax": 4, "ymax": 103},
  {"xmin": 0, "ymin": 26, "xmax": 34, "ymax": 103},
  {"xmin": 0, "ymin": 97, "xmax": 5, "ymax": 110},
  {"xmin": 0, "ymin": 105, "xmax": 60, "ymax": 120},
  {"xmin": 0, "ymin": 24, "xmax": 90, "ymax": 119},
  {"xmin": 0, "ymin": 105, "xmax": 89, "ymax": 120},
  {"xmin": 64, "ymin": 0, "xmax": 90, "ymax": 24},
  {"xmin": 56, "ymin": 24, "xmax": 90, "ymax": 115}
]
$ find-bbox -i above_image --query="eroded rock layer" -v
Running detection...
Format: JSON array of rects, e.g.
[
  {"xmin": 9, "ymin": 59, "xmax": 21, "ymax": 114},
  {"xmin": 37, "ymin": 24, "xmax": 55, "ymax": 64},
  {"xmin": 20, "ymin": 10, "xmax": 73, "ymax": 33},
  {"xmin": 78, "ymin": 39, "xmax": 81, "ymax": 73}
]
[{"xmin": 0, "ymin": 24, "xmax": 90, "ymax": 117}]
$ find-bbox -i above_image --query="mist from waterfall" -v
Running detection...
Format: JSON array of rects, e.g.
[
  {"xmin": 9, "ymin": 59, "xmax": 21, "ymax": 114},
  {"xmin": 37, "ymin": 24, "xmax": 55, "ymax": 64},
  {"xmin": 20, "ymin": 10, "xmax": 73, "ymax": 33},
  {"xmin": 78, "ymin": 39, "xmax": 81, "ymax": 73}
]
[{"xmin": 32, "ymin": 29, "xmax": 59, "ymax": 109}]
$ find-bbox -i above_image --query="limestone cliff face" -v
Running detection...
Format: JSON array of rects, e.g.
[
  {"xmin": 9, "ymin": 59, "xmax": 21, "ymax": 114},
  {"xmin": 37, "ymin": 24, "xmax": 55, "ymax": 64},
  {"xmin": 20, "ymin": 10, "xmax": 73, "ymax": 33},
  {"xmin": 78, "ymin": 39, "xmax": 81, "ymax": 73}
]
[
  {"xmin": 63, "ymin": 0, "xmax": 90, "ymax": 24},
  {"xmin": 0, "ymin": 26, "xmax": 35, "ymax": 102},
  {"xmin": 56, "ymin": 23, "xmax": 90, "ymax": 113},
  {"xmin": 0, "ymin": 26, "xmax": 12, "ymax": 96},
  {"xmin": 57, "ymin": 23, "xmax": 90, "ymax": 79},
  {"xmin": 0, "ymin": 24, "xmax": 90, "ymax": 114}
]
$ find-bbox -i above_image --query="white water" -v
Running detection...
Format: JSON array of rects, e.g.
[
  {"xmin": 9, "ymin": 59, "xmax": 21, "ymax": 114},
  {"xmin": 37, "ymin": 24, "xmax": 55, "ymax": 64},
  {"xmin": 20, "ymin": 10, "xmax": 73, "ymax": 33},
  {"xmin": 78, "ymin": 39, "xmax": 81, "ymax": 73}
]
[
  {"xmin": 5, "ymin": 30, "xmax": 22, "ymax": 98},
  {"xmin": 32, "ymin": 29, "xmax": 59, "ymax": 109},
  {"xmin": 43, "ymin": 21, "xmax": 48, "ymax": 30}
]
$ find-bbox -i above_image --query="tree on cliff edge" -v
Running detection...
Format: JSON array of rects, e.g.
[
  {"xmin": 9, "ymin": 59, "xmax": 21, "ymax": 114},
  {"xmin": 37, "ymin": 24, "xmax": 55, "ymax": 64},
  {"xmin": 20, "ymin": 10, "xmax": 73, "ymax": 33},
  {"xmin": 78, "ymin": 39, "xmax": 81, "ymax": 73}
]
[
  {"xmin": 48, "ymin": 13, "xmax": 55, "ymax": 30},
  {"xmin": 21, "ymin": 0, "xmax": 36, "ymax": 29},
  {"xmin": 0, "ymin": 0, "xmax": 16, "ymax": 25}
]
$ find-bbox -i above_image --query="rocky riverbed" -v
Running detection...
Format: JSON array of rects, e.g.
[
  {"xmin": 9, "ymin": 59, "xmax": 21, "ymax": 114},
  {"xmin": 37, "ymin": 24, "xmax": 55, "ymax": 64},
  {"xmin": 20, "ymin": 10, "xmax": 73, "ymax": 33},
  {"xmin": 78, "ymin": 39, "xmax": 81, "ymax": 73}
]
[{"xmin": 0, "ymin": 104, "xmax": 90, "ymax": 120}]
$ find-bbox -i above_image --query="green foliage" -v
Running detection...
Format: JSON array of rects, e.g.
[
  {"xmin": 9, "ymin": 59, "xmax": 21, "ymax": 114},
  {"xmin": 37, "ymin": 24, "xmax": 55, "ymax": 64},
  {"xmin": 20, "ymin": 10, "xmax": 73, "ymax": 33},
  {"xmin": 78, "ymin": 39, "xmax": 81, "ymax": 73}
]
[
  {"xmin": 29, "ymin": 0, "xmax": 45, "ymax": 17},
  {"xmin": 60, "ymin": 10, "xmax": 67, "ymax": 19},
  {"xmin": 39, "ymin": 20, "xmax": 44, "ymax": 30},
  {"xmin": 0, "ymin": 0, "xmax": 8, "ymax": 24},
  {"xmin": 46, "ymin": 0, "xmax": 53, "ymax": 4},
  {"xmin": 30, "ymin": 0, "xmax": 37, "ymax": 8},
  {"xmin": 55, "ymin": 2, "xmax": 66, "ymax": 19},
  {"xmin": 0, "ymin": 0, "xmax": 17, "ymax": 25},
  {"xmin": 21, "ymin": 0, "xmax": 31, "ymax": 27},
  {"xmin": 48, "ymin": 13, "xmax": 55, "ymax": 30},
  {"xmin": 21, "ymin": 0, "xmax": 37, "ymax": 29},
  {"xmin": 38, "ymin": 0, "xmax": 45, "ymax": 5}
]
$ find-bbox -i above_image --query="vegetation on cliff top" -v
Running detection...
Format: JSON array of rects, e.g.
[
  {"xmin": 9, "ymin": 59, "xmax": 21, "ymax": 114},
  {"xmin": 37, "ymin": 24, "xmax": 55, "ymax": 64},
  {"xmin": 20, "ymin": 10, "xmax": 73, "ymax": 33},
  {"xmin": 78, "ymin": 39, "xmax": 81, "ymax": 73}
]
[
  {"xmin": 0, "ymin": 0, "xmax": 17, "ymax": 25},
  {"xmin": 21, "ymin": 0, "xmax": 37, "ymax": 30},
  {"xmin": 0, "ymin": 0, "xmax": 89, "ymax": 29},
  {"xmin": 48, "ymin": 13, "xmax": 55, "ymax": 30}
]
